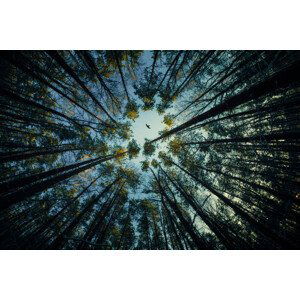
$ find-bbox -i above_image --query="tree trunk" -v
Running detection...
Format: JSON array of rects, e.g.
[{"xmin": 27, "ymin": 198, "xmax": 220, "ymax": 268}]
[
  {"xmin": 150, "ymin": 59, "xmax": 300, "ymax": 143},
  {"xmin": 46, "ymin": 51, "xmax": 117, "ymax": 124}
]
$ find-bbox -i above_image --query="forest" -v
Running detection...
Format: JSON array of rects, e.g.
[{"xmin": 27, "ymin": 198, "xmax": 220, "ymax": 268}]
[{"xmin": 0, "ymin": 50, "xmax": 299, "ymax": 250}]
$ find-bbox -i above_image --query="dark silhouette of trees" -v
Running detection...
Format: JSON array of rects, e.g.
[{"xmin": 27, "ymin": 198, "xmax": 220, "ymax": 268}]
[{"xmin": 0, "ymin": 50, "xmax": 299, "ymax": 249}]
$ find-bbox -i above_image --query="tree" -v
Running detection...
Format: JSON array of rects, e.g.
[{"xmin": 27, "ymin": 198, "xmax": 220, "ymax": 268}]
[{"xmin": 0, "ymin": 50, "xmax": 299, "ymax": 250}]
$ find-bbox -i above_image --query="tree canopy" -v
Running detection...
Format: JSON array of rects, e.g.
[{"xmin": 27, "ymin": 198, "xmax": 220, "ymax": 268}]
[{"xmin": 0, "ymin": 50, "xmax": 299, "ymax": 249}]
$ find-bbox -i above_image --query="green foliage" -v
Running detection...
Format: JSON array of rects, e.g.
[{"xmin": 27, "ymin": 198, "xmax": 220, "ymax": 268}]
[
  {"xmin": 125, "ymin": 101, "xmax": 139, "ymax": 121},
  {"xmin": 151, "ymin": 159, "xmax": 159, "ymax": 168},
  {"xmin": 163, "ymin": 114, "xmax": 174, "ymax": 127},
  {"xmin": 118, "ymin": 167, "xmax": 140, "ymax": 189},
  {"xmin": 141, "ymin": 160, "xmax": 150, "ymax": 171},
  {"xmin": 143, "ymin": 140, "xmax": 156, "ymax": 157},
  {"xmin": 117, "ymin": 122, "xmax": 133, "ymax": 140},
  {"xmin": 0, "ymin": 50, "xmax": 298, "ymax": 250},
  {"xmin": 168, "ymin": 138, "xmax": 183, "ymax": 156},
  {"xmin": 127, "ymin": 139, "xmax": 141, "ymax": 159},
  {"xmin": 158, "ymin": 151, "xmax": 173, "ymax": 167}
]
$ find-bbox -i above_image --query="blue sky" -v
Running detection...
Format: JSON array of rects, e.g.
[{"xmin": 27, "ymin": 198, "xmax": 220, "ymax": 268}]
[
  {"xmin": 131, "ymin": 109, "xmax": 165, "ymax": 159},
  {"xmin": 131, "ymin": 110, "xmax": 164, "ymax": 145}
]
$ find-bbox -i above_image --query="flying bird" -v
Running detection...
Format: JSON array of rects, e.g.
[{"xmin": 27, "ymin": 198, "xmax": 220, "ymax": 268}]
[{"xmin": 146, "ymin": 124, "xmax": 151, "ymax": 129}]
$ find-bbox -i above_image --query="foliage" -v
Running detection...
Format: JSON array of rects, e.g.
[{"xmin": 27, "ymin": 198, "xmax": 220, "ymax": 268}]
[
  {"xmin": 127, "ymin": 139, "xmax": 141, "ymax": 159},
  {"xmin": 0, "ymin": 50, "xmax": 298, "ymax": 250},
  {"xmin": 163, "ymin": 114, "xmax": 174, "ymax": 127},
  {"xmin": 141, "ymin": 160, "xmax": 150, "ymax": 171},
  {"xmin": 125, "ymin": 101, "xmax": 139, "ymax": 121},
  {"xmin": 143, "ymin": 140, "xmax": 156, "ymax": 157}
]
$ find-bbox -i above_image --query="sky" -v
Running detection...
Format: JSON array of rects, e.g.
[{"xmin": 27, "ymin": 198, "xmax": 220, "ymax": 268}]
[
  {"xmin": 131, "ymin": 110, "xmax": 164, "ymax": 145},
  {"xmin": 131, "ymin": 110, "xmax": 172, "ymax": 167},
  {"xmin": 125, "ymin": 51, "xmax": 170, "ymax": 164},
  {"xmin": 123, "ymin": 109, "xmax": 168, "ymax": 201}
]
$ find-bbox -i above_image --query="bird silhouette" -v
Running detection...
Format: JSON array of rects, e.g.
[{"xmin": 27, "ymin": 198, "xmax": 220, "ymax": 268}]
[{"xmin": 146, "ymin": 124, "xmax": 151, "ymax": 129}]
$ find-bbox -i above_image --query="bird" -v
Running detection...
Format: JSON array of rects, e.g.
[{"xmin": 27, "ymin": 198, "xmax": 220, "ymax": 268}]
[{"xmin": 146, "ymin": 124, "xmax": 151, "ymax": 129}]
